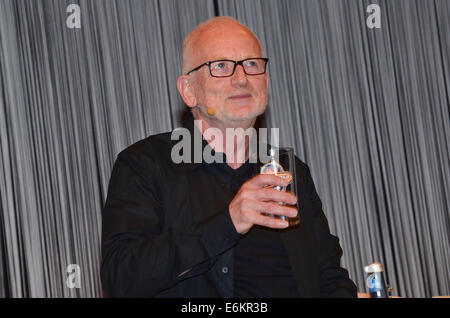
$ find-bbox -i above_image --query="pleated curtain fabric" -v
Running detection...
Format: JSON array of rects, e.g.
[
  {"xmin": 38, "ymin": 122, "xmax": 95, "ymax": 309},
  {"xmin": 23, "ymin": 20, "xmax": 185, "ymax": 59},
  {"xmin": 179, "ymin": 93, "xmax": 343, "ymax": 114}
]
[{"xmin": 0, "ymin": 0, "xmax": 448, "ymax": 298}]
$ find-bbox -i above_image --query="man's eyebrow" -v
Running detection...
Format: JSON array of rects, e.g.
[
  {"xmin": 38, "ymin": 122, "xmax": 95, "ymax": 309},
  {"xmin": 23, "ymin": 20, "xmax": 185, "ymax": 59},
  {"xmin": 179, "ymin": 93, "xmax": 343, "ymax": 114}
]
[
  {"xmin": 208, "ymin": 56, "xmax": 262, "ymax": 61},
  {"xmin": 206, "ymin": 56, "xmax": 231, "ymax": 61}
]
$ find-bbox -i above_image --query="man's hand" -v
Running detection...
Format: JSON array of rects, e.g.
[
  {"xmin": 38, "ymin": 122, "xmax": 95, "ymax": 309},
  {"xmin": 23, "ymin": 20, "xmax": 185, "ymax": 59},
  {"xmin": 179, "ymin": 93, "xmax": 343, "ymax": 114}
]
[{"xmin": 229, "ymin": 174, "xmax": 298, "ymax": 234}]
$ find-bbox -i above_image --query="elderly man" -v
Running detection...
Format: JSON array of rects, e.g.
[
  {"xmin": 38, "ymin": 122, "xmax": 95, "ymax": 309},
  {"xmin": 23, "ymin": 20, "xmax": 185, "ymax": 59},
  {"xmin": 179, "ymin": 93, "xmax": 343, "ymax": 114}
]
[{"xmin": 101, "ymin": 17, "xmax": 357, "ymax": 298}]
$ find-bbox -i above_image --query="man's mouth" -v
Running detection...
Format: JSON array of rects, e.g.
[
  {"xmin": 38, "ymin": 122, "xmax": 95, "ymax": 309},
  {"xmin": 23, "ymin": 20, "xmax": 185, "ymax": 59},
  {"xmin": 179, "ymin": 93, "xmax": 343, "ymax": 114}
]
[{"xmin": 228, "ymin": 93, "xmax": 252, "ymax": 100}]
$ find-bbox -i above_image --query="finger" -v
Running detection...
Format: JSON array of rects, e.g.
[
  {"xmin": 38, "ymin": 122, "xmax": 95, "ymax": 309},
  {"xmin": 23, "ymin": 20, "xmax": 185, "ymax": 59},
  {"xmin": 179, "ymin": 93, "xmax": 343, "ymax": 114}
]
[
  {"xmin": 247, "ymin": 174, "xmax": 290, "ymax": 189},
  {"xmin": 254, "ymin": 188, "xmax": 298, "ymax": 205},
  {"xmin": 251, "ymin": 200, "xmax": 298, "ymax": 218},
  {"xmin": 250, "ymin": 210, "xmax": 289, "ymax": 229}
]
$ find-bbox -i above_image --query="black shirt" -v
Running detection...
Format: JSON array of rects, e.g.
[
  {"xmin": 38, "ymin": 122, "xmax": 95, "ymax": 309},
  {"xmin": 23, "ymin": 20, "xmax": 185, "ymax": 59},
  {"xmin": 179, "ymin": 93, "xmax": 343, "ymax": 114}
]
[
  {"xmin": 208, "ymin": 156, "xmax": 299, "ymax": 297},
  {"xmin": 101, "ymin": 113, "xmax": 357, "ymax": 298}
]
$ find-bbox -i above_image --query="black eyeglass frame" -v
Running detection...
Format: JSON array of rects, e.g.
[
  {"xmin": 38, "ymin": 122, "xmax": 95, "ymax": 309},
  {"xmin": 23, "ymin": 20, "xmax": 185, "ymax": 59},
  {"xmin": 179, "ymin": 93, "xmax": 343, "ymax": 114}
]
[{"xmin": 185, "ymin": 57, "xmax": 269, "ymax": 77}]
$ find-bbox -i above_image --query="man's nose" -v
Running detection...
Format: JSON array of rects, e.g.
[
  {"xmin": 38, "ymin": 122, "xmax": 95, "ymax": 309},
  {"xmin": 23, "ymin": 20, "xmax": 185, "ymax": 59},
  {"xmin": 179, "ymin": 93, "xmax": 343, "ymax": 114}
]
[{"xmin": 231, "ymin": 65, "xmax": 248, "ymax": 86}]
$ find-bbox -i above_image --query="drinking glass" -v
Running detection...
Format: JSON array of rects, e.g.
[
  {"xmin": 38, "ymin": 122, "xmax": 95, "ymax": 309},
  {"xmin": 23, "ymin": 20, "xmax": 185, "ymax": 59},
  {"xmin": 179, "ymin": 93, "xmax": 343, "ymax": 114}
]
[{"xmin": 260, "ymin": 147, "xmax": 299, "ymax": 227}]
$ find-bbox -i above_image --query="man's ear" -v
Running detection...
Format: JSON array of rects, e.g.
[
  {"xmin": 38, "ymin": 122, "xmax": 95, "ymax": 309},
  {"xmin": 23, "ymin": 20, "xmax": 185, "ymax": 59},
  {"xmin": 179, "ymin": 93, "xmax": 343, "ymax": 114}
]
[{"xmin": 177, "ymin": 75, "xmax": 197, "ymax": 108}]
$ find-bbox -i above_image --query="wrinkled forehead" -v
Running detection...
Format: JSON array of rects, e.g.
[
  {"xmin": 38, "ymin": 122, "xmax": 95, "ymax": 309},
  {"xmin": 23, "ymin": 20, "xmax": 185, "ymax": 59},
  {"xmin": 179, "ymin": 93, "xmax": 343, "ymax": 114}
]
[{"xmin": 184, "ymin": 23, "xmax": 263, "ymax": 71}]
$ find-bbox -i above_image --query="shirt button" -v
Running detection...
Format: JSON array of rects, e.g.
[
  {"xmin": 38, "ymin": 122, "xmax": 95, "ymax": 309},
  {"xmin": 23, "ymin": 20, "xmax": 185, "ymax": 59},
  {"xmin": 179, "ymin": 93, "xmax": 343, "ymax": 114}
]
[{"xmin": 222, "ymin": 266, "xmax": 229, "ymax": 274}]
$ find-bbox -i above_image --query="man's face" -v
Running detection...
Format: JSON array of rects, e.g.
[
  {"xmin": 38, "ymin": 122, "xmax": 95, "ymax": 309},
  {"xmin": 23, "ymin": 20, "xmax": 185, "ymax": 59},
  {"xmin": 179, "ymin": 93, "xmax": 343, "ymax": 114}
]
[{"xmin": 189, "ymin": 26, "xmax": 268, "ymax": 127}]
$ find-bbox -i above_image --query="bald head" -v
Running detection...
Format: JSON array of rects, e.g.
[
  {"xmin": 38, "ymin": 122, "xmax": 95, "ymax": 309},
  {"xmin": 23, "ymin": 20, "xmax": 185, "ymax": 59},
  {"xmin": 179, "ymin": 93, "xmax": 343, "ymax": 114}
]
[
  {"xmin": 177, "ymin": 16, "xmax": 268, "ymax": 129},
  {"xmin": 182, "ymin": 17, "xmax": 263, "ymax": 74}
]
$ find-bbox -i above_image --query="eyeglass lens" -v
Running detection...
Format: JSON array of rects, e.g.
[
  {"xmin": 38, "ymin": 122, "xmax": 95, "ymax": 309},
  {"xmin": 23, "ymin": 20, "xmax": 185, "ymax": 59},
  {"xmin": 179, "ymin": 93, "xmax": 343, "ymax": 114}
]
[{"xmin": 210, "ymin": 59, "xmax": 266, "ymax": 77}]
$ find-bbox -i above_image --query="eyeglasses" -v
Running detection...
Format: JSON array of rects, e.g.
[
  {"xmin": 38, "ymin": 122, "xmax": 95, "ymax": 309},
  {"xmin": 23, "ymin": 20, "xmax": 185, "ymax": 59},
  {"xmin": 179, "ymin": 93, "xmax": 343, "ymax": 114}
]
[{"xmin": 186, "ymin": 58, "xmax": 269, "ymax": 77}]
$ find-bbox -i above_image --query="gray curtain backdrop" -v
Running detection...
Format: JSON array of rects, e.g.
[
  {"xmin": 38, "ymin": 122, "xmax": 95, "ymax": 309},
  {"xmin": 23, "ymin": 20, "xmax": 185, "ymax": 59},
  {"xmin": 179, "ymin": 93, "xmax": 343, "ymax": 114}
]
[{"xmin": 0, "ymin": 0, "xmax": 448, "ymax": 297}]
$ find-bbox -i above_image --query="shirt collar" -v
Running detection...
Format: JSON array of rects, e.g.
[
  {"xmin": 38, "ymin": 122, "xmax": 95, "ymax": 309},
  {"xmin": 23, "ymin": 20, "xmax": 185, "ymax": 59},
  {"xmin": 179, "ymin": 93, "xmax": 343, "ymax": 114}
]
[
  {"xmin": 179, "ymin": 112, "xmax": 270, "ymax": 171},
  {"xmin": 181, "ymin": 112, "xmax": 217, "ymax": 171}
]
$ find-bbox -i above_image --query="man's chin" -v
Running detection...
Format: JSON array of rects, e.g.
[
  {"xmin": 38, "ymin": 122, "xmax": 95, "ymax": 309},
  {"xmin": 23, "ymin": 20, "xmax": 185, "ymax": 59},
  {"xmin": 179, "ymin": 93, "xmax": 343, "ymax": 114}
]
[
  {"xmin": 225, "ymin": 106, "xmax": 266, "ymax": 122},
  {"xmin": 217, "ymin": 116, "xmax": 257, "ymax": 129}
]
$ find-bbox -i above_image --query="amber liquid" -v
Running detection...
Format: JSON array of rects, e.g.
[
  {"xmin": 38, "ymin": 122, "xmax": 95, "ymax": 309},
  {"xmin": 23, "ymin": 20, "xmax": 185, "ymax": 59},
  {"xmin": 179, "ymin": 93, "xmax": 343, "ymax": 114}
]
[{"xmin": 262, "ymin": 171, "xmax": 299, "ymax": 227}]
